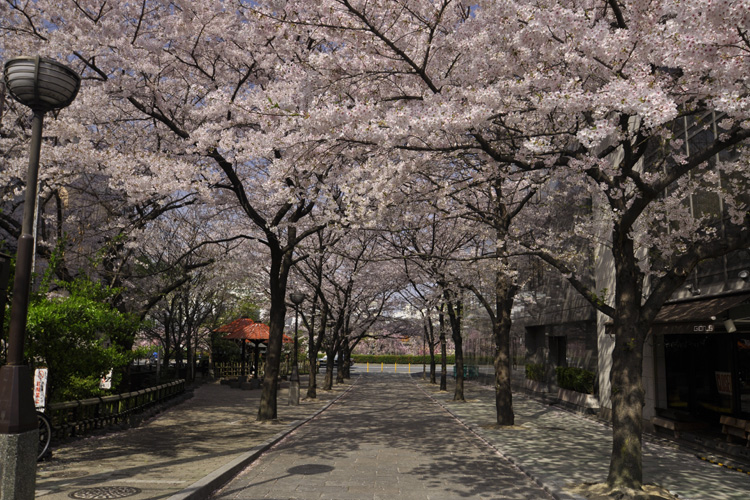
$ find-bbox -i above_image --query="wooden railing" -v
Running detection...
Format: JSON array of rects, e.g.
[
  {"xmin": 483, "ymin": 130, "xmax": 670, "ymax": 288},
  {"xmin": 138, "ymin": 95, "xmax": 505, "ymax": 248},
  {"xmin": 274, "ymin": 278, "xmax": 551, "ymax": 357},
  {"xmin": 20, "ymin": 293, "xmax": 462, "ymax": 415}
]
[{"xmin": 46, "ymin": 379, "xmax": 186, "ymax": 439}]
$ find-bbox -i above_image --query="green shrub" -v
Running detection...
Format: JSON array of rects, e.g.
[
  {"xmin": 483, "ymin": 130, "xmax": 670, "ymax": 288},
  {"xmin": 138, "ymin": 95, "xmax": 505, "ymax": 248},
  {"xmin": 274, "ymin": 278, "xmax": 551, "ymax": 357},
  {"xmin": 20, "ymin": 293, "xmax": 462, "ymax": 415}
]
[
  {"xmin": 555, "ymin": 366, "xmax": 596, "ymax": 394},
  {"xmin": 525, "ymin": 363, "xmax": 545, "ymax": 382},
  {"xmin": 351, "ymin": 354, "xmax": 456, "ymax": 365}
]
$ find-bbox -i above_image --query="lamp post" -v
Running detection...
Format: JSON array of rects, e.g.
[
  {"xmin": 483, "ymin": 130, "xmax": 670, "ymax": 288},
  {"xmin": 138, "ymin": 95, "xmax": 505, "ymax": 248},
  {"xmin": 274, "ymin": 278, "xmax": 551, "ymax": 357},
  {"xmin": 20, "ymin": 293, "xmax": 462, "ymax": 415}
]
[
  {"xmin": 288, "ymin": 291, "xmax": 305, "ymax": 406},
  {"xmin": 0, "ymin": 56, "xmax": 80, "ymax": 500}
]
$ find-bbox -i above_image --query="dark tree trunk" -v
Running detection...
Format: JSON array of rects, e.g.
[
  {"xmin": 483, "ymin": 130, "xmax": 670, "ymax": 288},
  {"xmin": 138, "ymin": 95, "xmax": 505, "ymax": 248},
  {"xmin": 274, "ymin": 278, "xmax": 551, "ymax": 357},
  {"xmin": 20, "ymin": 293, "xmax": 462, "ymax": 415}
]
[
  {"xmin": 257, "ymin": 244, "xmax": 292, "ymax": 421},
  {"xmin": 607, "ymin": 236, "xmax": 647, "ymax": 490},
  {"xmin": 439, "ymin": 307, "xmax": 447, "ymax": 391},
  {"xmin": 307, "ymin": 356, "xmax": 317, "ymax": 398},
  {"xmin": 608, "ymin": 319, "xmax": 646, "ymax": 490},
  {"xmin": 342, "ymin": 342, "xmax": 351, "ymax": 380},
  {"xmin": 494, "ymin": 269, "xmax": 516, "ymax": 426},
  {"xmin": 336, "ymin": 351, "xmax": 345, "ymax": 384},
  {"xmin": 445, "ymin": 295, "xmax": 464, "ymax": 401},
  {"xmin": 323, "ymin": 350, "xmax": 334, "ymax": 390}
]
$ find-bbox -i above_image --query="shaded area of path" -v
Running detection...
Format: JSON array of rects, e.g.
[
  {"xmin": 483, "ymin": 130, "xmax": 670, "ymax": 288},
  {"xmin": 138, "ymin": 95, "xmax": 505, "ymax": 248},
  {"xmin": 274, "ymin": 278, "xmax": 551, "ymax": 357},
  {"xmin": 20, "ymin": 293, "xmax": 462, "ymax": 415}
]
[
  {"xmin": 213, "ymin": 374, "xmax": 554, "ymax": 500},
  {"xmin": 35, "ymin": 378, "xmax": 346, "ymax": 499}
]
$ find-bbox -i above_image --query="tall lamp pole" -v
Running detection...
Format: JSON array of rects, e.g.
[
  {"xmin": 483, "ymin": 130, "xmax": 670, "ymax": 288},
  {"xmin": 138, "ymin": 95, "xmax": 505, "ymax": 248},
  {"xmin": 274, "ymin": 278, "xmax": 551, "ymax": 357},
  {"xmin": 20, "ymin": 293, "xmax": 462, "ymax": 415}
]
[
  {"xmin": 0, "ymin": 57, "xmax": 80, "ymax": 500},
  {"xmin": 288, "ymin": 291, "xmax": 305, "ymax": 406}
]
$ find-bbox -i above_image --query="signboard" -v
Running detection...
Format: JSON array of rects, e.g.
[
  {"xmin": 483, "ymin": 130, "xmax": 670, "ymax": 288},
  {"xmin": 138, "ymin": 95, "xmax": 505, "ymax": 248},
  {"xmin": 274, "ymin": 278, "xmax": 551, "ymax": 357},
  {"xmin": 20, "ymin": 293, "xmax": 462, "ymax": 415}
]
[
  {"xmin": 715, "ymin": 371, "xmax": 732, "ymax": 396},
  {"xmin": 100, "ymin": 369, "xmax": 113, "ymax": 390},
  {"xmin": 33, "ymin": 368, "xmax": 48, "ymax": 410}
]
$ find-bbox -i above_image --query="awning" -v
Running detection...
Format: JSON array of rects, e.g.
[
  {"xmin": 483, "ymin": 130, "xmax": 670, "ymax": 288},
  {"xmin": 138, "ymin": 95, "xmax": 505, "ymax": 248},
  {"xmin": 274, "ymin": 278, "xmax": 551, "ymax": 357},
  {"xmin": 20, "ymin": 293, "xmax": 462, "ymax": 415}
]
[{"xmin": 654, "ymin": 292, "xmax": 750, "ymax": 323}]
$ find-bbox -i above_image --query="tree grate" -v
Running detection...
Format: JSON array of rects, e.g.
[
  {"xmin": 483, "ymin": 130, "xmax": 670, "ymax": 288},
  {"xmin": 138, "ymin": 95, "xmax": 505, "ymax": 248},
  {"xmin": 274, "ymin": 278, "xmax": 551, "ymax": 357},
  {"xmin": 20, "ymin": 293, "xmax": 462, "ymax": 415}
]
[{"xmin": 68, "ymin": 486, "xmax": 141, "ymax": 499}]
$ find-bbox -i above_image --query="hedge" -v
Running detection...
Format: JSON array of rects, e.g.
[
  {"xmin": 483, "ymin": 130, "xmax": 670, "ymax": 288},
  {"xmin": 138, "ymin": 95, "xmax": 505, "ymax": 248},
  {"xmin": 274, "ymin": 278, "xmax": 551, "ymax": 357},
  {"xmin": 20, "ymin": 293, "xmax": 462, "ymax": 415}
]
[
  {"xmin": 351, "ymin": 354, "xmax": 456, "ymax": 365},
  {"xmin": 555, "ymin": 366, "xmax": 596, "ymax": 394},
  {"xmin": 525, "ymin": 363, "xmax": 545, "ymax": 382}
]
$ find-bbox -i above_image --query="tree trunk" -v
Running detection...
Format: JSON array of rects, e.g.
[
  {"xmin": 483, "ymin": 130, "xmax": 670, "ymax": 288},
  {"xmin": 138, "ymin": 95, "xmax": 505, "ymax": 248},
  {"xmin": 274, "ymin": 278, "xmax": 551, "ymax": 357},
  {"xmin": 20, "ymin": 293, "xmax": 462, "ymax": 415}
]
[
  {"xmin": 609, "ymin": 341, "xmax": 645, "ymax": 489},
  {"xmin": 439, "ymin": 307, "xmax": 447, "ymax": 391},
  {"xmin": 323, "ymin": 350, "xmax": 334, "ymax": 390},
  {"xmin": 445, "ymin": 296, "xmax": 464, "ymax": 401},
  {"xmin": 342, "ymin": 341, "xmax": 351, "ymax": 380},
  {"xmin": 336, "ymin": 351, "xmax": 345, "ymax": 384},
  {"xmin": 494, "ymin": 270, "xmax": 516, "ymax": 426},
  {"xmin": 607, "ymin": 233, "xmax": 646, "ymax": 490},
  {"xmin": 186, "ymin": 330, "xmax": 194, "ymax": 383},
  {"xmin": 426, "ymin": 315, "xmax": 437, "ymax": 384},
  {"xmin": 257, "ymin": 245, "xmax": 292, "ymax": 421},
  {"xmin": 607, "ymin": 320, "xmax": 646, "ymax": 490},
  {"xmin": 307, "ymin": 353, "xmax": 317, "ymax": 398}
]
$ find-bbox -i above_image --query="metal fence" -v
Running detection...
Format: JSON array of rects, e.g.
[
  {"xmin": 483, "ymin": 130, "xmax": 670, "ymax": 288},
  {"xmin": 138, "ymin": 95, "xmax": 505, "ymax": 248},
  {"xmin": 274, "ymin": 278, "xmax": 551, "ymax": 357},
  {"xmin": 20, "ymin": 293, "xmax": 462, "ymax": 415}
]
[
  {"xmin": 46, "ymin": 379, "xmax": 186, "ymax": 439},
  {"xmin": 214, "ymin": 360, "xmax": 311, "ymax": 379}
]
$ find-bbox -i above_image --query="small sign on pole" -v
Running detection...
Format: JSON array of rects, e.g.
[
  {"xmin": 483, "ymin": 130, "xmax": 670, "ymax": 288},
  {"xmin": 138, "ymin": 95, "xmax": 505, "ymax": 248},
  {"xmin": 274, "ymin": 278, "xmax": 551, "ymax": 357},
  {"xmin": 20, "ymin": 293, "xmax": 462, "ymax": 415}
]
[
  {"xmin": 34, "ymin": 368, "xmax": 48, "ymax": 410},
  {"xmin": 100, "ymin": 369, "xmax": 113, "ymax": 390}
]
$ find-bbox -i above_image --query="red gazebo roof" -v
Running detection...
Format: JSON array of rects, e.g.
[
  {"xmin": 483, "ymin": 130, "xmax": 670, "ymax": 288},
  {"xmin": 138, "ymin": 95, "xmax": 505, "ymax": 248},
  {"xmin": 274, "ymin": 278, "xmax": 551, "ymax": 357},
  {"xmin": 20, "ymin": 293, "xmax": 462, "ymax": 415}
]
[{"xmin": 215, "ymin": 318, "xmax": 291, "ymax": 343}]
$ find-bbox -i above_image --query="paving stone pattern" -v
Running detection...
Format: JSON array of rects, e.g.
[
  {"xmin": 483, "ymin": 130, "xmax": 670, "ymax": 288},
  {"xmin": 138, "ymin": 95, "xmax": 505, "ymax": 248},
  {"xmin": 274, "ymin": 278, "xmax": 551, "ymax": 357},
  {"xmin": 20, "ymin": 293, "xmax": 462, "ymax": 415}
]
[
  {"xmin": 212, "ymin": 374, "xmax": 554, "ymax": 500},
  {"xmin": 35, "ymin": 378, "xmax": 346, "ymax": 499},
  {"xmin": 421, "ymin": 379, "xmax": 750, "ymax": 500}
]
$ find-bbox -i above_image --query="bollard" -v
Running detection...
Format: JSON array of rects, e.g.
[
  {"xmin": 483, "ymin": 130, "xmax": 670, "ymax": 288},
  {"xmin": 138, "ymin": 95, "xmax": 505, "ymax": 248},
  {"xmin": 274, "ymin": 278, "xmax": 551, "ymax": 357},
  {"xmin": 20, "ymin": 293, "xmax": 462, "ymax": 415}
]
[
  {"xmin": 408, "ymin": 363, "xmax": 411, "ymax": 374},
  {"xmin": 381, "ymin": 362, "xmax": 384, "ymax": 372},
  {"xmin": 367, "ymin": 362, "xmax": 370, "ymax": 373},
  {"xmin": 395, "ymin": 363, "xmax": 397, "ymax": 373}
]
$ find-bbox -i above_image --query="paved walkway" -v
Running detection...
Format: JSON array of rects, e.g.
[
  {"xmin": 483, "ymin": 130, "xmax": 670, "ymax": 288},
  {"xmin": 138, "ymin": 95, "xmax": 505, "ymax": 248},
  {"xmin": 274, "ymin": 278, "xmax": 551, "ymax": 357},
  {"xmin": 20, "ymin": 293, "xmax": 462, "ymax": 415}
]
[
  {"xmin": 35, "ymin": 377, "xmax": 348, "ymax": 499},
  {"xmin": 421, "ymin": 377, "xmax": 750, "ymax": 500},
  {"xmin": 34, "ymin": 372, "xmax": 750, "ymax": 500},
  {"xmin": 212, "ymin": 374, "xmax": 553, "ymax": 500}
]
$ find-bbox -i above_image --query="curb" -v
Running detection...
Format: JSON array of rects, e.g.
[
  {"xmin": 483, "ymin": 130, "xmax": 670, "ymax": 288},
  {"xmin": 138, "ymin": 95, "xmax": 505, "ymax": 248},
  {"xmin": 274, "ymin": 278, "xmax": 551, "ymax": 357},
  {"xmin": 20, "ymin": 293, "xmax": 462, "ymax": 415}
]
[{"xmin": 168, "ymin": 378, "xmax": 359, "ymax": 500}]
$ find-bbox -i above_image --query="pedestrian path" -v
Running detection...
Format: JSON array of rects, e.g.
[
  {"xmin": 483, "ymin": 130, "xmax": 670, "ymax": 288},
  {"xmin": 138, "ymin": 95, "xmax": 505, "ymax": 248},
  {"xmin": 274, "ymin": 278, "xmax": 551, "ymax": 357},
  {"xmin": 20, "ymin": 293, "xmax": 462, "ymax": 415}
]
[
  {"xmin": 33, "ymin": 372, "xmax": 750, "ymax": 500},
  {"xmin": 35, "ymin": 378, "xmax": 347, "ymax": 500},
  {"xmin": 212, "ymin": 373, "xmax": 553, "ymax": 500},
  {"xmin": 420, "ymin": 377, "xmax": 750, "ymax": 500}
]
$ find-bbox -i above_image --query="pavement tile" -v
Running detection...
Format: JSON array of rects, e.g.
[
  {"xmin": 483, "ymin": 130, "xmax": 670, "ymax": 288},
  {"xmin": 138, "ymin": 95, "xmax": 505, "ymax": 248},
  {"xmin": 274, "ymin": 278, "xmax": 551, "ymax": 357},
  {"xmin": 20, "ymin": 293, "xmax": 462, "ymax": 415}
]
[
  {"xmin": 421, "ymin": 377, "xmax": 750, "ymax": 500},
  {"xmin": 30, "ymin": 369, "xmax": 750, "ymax": 500},
  {"xmin": 35, "ymin": 377, "xmax": 347, "ymax": 499},
  {"xmin": 212, "ymin": 374, "xmax": 556, "ymax": 500}
]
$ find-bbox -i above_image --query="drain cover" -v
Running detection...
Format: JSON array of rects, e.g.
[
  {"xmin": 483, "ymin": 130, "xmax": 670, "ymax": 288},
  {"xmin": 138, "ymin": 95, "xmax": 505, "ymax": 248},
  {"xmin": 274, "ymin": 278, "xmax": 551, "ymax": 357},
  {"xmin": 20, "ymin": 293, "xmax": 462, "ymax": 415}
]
[{"xmin": 68, "ymin": 486, "xmax": 141, "ymax": 499}]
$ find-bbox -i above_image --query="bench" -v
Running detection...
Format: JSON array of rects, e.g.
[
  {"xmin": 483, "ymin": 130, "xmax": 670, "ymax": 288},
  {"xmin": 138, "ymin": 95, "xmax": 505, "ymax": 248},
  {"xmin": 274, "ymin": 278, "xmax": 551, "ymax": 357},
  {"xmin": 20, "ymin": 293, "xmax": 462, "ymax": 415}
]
[{"xmin": 720, "ymin": 416, "xmax": 750, "ymax": 446}]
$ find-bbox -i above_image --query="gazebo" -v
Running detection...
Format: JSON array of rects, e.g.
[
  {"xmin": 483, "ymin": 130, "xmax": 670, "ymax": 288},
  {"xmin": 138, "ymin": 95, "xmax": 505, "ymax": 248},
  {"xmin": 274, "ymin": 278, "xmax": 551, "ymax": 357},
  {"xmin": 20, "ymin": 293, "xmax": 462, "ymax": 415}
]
[{"xmin": 215, "ymin": 319, "xmax": 290, "ymax": 381}]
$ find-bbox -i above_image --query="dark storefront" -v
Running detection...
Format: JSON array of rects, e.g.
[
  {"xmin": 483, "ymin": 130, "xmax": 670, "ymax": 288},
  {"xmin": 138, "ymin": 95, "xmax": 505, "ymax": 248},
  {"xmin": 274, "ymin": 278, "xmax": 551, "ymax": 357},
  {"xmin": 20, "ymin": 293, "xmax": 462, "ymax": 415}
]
[{"xmin": 655, "ymin": 292, "xmax": 750, "ymax": 421}]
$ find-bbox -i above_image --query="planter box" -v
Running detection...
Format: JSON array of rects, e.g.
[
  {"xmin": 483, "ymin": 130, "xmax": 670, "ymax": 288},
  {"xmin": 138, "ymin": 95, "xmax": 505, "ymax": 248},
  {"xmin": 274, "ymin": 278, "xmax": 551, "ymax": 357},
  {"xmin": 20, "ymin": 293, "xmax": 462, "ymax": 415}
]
[
  {"xmin": 557, "ymin": 387, "xmax": 599, "ymax": 410},
  {"xmin": 522, "ymin": 379, "xmax": 549, "ymax": 394}
]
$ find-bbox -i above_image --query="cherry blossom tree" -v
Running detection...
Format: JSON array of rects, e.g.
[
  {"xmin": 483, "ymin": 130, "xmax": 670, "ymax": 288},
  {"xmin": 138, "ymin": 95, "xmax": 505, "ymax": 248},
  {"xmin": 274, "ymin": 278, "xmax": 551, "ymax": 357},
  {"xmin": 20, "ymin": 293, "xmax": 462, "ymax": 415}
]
[
  {"xmin": 0, "ymin": 0, "xmax": 360, "ymax": 420},
  {"xmin": 4, "ymin": 1, "xmax": 750, "ymax": 494},
  {"xmin": 253, "ymin": 1, "xmax": 750, "ymax": 493}
]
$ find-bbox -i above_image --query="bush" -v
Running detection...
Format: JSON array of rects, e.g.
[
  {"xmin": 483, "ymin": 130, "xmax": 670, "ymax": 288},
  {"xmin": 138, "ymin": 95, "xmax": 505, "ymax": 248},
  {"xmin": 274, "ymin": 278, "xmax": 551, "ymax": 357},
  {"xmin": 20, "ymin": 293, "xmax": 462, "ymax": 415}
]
[
  {"xmin": 555, "ymin": 366, "xmax": 596, "ymax": 394},
  {"xmin": 525, "ymin": 363, "xmax": 545, "ymax": 382},
  {"xmin": 25, "ymin": 278, "xmax": 141, "ymax": 402}
]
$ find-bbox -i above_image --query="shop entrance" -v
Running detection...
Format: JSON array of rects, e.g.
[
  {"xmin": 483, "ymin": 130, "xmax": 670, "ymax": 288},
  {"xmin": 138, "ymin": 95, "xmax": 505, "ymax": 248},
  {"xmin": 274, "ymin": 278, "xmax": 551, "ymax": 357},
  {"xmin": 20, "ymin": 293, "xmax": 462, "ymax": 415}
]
[{"xmin": 664, "ymin": 332, "xmax": 750, "ymax": 420}]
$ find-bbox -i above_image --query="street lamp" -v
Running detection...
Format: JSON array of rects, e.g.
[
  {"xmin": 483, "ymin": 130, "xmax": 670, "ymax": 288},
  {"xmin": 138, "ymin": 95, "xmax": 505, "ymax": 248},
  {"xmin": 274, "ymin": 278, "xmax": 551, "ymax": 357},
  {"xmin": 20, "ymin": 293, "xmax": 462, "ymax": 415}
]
[
  {"xmin": 0, "ymin": 56, "xmax": 80, "ymax": 500},
  {"xmin": 288, "ymin": 291, "xmax": 305, "ymax": 406}
]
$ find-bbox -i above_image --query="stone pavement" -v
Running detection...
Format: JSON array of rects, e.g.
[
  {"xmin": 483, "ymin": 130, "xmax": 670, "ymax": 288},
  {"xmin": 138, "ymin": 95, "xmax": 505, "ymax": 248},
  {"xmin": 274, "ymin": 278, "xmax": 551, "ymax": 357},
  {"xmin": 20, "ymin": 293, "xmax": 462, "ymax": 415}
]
[
  {"xmin": 212, "ymin": 373, "xmax": 553, "ymax": 500},
  {"xmin": 33, "ymin": 371, "xmax": 750, "ymax": 500},
  {"xmin": 35, "ymin": 377, "xmax": 349, "ymax": 500},
  {"xmin": 420, "ymin": 377, "xmax": 750, "ymax": 500},
  {"xmin": 213, "ymin": 373, "xmax": 750, "ymax": 500}
]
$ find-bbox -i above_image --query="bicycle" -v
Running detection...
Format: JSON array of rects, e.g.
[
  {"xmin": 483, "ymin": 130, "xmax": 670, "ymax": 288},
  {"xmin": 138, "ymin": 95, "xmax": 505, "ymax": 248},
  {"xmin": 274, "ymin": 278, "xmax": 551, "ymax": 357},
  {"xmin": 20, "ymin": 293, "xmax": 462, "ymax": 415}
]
[{"xmin": 37, "ymin": 411, "xmax": 51, "ymax": 461}]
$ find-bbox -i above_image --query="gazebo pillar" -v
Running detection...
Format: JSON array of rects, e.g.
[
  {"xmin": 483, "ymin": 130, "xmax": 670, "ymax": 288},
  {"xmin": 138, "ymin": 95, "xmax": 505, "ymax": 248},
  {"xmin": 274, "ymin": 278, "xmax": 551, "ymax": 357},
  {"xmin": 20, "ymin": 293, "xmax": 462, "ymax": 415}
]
[
  {"xmin": 253, "ymin": 343, "xmax": 261, "ymax": 379},
  {"xmin": 239, "ymin": 339, "xmax": 247, "ymax": 383}
]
